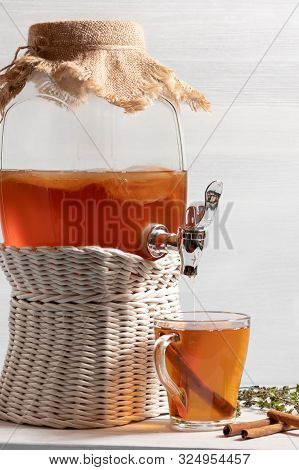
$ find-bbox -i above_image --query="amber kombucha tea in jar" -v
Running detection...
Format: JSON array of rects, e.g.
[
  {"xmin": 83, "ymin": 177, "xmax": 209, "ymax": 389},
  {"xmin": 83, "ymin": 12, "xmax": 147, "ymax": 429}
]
[{"xmin": 0, "ymin": 167, "xmax": 187, "ymax": 258}]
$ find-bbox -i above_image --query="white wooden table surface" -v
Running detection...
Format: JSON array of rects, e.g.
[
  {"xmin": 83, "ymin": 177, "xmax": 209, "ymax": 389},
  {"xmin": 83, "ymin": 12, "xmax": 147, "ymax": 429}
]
[{"xmin": 0, "ymin": 409, "xmax": 298, "ymax": 450}]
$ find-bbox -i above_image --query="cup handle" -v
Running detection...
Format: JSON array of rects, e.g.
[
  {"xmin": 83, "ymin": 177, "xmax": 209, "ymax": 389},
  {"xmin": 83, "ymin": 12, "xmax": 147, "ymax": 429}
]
[{"xmin": 154, "ymin": 333, "xmax": 187, "ymax": 415}]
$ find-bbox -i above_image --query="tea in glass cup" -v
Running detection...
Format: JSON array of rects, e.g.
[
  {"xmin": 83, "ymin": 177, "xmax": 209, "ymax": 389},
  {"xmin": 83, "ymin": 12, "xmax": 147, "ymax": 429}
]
[{"xmin": 154, "ymin": 312, "xmax": 250, "ymax": 430}]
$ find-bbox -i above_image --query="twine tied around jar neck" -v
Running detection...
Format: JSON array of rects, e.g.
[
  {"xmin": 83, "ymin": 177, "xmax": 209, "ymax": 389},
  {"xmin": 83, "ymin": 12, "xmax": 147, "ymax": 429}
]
[{"xmin": 0, "ymin": 19, "xmax": 210, "ymax": 118}]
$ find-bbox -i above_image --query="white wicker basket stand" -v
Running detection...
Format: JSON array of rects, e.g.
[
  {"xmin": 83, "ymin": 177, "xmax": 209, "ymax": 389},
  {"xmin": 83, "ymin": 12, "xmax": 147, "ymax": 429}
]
[{"xmin": 0, "ymin": 245, "xmax": 180, "ymax": 429}]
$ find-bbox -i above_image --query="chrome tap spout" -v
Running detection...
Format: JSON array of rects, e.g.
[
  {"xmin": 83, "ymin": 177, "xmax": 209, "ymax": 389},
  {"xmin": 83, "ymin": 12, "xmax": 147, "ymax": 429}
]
[{"xmin": 146, "ymin": 181, "xmax": 223, "ymax": 277}]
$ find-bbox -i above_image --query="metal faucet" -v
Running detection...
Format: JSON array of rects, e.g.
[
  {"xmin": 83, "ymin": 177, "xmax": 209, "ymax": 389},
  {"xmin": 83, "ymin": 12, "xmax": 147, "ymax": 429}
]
[{"xmin": 146, "ymin": 181, "xmax": 223, "ymax": 277}]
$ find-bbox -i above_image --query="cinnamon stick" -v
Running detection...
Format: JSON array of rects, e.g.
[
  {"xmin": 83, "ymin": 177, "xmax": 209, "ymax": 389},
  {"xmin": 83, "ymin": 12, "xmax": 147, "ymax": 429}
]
[
  {"xmin": 242, "ymin": 422, "xmax": 291, "ymax": 440},
  {"xmin": 267, "ymin": 409, "xmax": 299, "ymax": 428},
  {"xmin": 167, "ymin": 344, "xmax": 235, "ymax": 416},
  {"xmin": 223, "ymin": 418, "xmax": 272, "ymax": 437}
]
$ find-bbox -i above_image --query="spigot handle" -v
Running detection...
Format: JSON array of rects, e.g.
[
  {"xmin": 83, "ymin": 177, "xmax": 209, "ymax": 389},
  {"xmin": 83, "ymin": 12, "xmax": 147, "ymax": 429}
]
[{"xmin": 197, "ymin": 180, "xmax": 223, "ymax": 230}]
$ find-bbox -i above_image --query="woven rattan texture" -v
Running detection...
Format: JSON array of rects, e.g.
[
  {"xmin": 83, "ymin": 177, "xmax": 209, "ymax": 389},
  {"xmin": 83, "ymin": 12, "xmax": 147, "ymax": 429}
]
[{"xmin": 0, "ymin": 245, "xmax": 180, "ymax": 429}]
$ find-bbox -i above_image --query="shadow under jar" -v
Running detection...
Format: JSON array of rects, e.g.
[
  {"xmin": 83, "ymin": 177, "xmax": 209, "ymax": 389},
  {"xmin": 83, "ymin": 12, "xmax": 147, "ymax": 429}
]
[{"xmin": 154, "ymin": 311, "xmax": 250, "ymax": 431}]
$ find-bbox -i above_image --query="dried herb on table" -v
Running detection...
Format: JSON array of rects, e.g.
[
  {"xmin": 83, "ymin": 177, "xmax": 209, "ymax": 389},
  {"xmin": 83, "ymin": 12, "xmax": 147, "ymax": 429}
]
[{"xmin": 238, "ymin": 385, "xmax": 299, "ymax": 414}]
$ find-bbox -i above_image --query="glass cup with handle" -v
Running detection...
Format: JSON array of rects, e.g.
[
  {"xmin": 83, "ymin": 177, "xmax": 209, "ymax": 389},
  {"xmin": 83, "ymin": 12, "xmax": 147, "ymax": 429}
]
[{"xmin": 154, "ymin": 311, "xmax": 250, "ymax": 431}]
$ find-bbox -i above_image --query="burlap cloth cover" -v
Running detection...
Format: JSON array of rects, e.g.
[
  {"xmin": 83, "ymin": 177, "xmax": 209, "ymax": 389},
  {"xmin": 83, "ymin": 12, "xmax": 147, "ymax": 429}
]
[{"xmin": 0, "ymin": 19, "xmax": 210, "ymax": 116}]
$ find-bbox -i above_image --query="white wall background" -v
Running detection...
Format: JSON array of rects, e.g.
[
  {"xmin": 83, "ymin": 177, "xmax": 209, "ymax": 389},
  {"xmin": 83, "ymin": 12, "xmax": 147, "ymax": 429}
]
[{"xmin": 0, "ymin": 0, "xmax": 299, "ymax": 386}]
